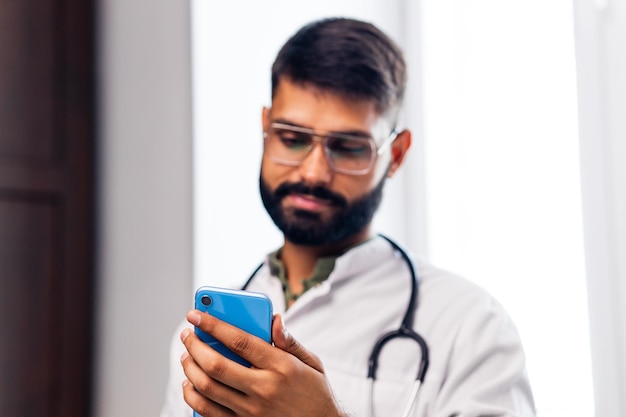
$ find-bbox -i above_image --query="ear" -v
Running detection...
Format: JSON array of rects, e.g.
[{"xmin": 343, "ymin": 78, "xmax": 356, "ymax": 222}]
[
  {"xmin": 262, "ymin": 107, "xmax": 270, "ymax": 136},
  {"xmin": 387, "ymin": 129, "xmax": 412, "ymax": 178}
]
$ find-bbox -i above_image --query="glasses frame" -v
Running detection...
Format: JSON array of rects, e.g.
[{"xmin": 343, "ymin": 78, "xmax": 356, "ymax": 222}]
[{"xmin": 264, "ymin": 122, "xmax": 399, "ymax": 175}]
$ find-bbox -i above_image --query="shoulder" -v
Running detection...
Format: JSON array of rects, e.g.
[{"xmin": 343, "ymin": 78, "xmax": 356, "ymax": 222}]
[
  {"xmin": 414, "ymin": 257, "xmax": 526, "ymax": 360},
  {"xmin": 413, "ymin": 259, "xmax": 536, "ymax": 415}
]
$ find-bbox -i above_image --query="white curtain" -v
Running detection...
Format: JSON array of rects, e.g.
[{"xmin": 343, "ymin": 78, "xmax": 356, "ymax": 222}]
[
  {"xmin": 416, "ymin": 1, "xmax": 594, "ymax": 415},
  {"xmin": 572, "ymin": 0, "xmax": 626, "ymax": 415}
]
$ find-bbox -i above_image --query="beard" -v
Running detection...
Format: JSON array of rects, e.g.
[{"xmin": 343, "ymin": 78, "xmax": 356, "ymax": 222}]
[{"xmin": 259, "ymin": 174, "xmax": 386, "ymax": 246}]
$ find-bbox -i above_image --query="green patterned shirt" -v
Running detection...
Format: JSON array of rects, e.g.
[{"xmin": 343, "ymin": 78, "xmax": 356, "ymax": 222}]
[{"xmin": 268, "ymin": 250, "xmax": 337, "ymax": 308}]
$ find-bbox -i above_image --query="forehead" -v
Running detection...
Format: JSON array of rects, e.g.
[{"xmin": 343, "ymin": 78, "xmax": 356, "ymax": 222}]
[{"xmin": 269, "ymin": 79, "xmax": 388, "ymax": 136}]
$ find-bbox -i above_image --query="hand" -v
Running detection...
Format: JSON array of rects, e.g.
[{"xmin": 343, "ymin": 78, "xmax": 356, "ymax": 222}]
[{"xmin": 180, "ymin": 310, "xmax": 348, "ymax": 417}]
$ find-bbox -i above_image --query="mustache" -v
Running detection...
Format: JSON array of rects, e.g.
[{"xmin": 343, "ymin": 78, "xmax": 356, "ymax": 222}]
[{"xmin": 274, "ymin": 182, "xmax": 347, "ymax": 208}]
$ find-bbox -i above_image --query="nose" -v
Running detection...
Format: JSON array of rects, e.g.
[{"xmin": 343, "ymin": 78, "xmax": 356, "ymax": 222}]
[{"xmin": 298, "ymin": 140, "xmax": 333, "ymax": 185}]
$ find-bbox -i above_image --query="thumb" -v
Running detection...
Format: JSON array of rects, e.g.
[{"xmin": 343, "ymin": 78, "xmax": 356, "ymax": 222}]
[{"xmin": 272, "ymin": 313, "xmax": 325, "ymax": 373}]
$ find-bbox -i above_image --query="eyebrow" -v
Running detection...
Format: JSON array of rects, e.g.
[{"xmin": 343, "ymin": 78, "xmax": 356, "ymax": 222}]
[{"xmin": 271, "ymin": 118, "xmax": 373, "ymax": 139}]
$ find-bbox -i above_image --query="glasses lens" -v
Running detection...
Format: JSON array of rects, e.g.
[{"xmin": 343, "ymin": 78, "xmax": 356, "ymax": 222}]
[
  {"xmin": 265, "ymin": 125, "xmax": 313, "ymax": 165},
  {"xmin": 325, "ymin": 136, "xmax": 374, "ymax": 173}
]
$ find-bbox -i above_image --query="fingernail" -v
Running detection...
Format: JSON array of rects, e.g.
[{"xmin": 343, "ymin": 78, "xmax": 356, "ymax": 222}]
[
  {"xmin": 187, "ymin": 311, "xmax": 201, "ymax": 326},
  {"xmin": 180, "ymin": 351, "xmax": 189, "ymax": 363},
  {"xmin": 180, "ymin": 328, "xmax": 191, "ymax": 342},
  {"xmin": 182, "ymin": 379, "xmax": 190, "ymax": 388}
]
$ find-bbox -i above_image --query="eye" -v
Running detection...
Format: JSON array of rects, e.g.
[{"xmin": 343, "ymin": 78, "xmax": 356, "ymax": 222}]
[
  {"xmin": 274, "ymin": 128, "xmax": 311, "ymax": 150},
  {"xmin": 327, "ymin": 137, "xmax": 371, "ymax": 158}
]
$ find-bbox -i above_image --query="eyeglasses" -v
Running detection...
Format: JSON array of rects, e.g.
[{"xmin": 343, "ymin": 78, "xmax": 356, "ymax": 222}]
[{"xmin": 263, "ymin": 122, "xmax": 399, "ymax": 175}]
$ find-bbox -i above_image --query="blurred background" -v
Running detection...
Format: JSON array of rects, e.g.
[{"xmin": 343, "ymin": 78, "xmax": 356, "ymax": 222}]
[{"xmin": 1, "ymin": 0, "xmax": 624, "ymax": 416}]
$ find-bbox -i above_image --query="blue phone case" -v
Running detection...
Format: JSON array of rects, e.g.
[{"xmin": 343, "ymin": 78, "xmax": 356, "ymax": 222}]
[{"xmin": 193, "ymin": 286, "xmax": 273, "ymax": 367}]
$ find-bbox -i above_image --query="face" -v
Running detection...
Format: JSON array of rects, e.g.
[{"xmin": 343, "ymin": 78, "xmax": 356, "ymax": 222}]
[{"xmin": 260, "ymin": 79, "xmax": 411, "ymax": 247}]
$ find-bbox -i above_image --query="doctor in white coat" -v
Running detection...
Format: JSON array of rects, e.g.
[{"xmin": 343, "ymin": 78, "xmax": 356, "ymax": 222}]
[{"xmin": 160, "ymin": 17, "xmax": 536, "ymax": 417}]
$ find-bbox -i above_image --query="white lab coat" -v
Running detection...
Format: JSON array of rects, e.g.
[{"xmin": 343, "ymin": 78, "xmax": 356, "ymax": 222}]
[{"xmin": 160, "ymin": 236, "xmax": 536, "ymax": 417}]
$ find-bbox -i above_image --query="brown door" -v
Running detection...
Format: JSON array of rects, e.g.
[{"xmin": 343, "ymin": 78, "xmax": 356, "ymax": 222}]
[{"xmin": 0, "ymin": 1, "xmax": 95, "ymax": 416}]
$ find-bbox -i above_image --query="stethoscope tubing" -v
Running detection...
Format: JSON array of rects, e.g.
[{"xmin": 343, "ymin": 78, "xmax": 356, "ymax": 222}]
[
  {"xmin": 366, "ymin": 235, "xmax": 429, "ymax": 417},
  {"xmin": 369, "ymin": 235, "xmax": 429, "ymax": 382}
]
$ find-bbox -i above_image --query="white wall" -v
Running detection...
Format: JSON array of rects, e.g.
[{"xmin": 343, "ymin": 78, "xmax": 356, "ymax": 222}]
[
  {"xmin": 573, "ymin": 0, "xmax": 626, "ymax": 415},
  {"xmin": 94, "ymin": 1, "xmax": 194, "ymax": 416}
]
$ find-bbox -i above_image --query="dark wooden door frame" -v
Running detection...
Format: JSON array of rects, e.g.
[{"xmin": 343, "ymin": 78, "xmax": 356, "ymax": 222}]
[{"xmin": 0, "ymin": 0, "xmax": 96, "ymax": 416}]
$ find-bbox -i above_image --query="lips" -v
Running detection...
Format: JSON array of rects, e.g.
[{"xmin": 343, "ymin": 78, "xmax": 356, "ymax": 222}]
[
  {"xmin": 274, "ymin": 182, "xmax": 347, "ymax": 209},
  {"xmin": 286, "ymin": 193, "xmax": 333, "ymax": 211}
]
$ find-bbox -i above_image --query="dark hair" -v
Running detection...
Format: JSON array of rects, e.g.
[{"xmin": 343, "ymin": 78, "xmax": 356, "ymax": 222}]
[{"xmin": 271, "ymin": 17, "xmax": 407, "ymax": 124}]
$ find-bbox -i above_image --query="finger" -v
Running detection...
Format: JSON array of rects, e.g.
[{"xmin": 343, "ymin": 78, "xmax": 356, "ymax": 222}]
[
  {"xmin": 180, "ymin": 340, "xmax": 246, "ymax": 411},
  {"xmin": 186, "ymin": 309, "xmax": 276, "ymax": 373},
  {"xmin": 181, "ymin": 377, "xmax": 235, "ymax": 417},
  {"xmin": 271, "ymin": 314, "xmax": 325, "ymax": 373}
]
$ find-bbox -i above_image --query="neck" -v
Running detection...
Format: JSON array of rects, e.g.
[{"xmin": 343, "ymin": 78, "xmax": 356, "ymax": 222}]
[{"xmin": 280, "ymin": 227, "xmax": 372, "ymax": 292}]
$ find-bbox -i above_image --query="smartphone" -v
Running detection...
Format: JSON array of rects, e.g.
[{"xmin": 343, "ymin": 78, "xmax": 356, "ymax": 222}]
[{"xmin": 193, "ymin": 286, "xmax": 273, "ymax": 367}]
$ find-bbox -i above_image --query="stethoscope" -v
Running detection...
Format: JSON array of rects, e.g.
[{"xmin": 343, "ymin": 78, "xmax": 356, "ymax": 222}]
[{"xmin": 242, "ymin": 234, "xmax": 429, "ymax": 417}]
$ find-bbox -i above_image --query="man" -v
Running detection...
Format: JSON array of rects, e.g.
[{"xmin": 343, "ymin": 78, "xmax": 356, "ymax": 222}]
[{"xmin": 161, "ymin": 17, "xmax": 535, "ymax": 417}]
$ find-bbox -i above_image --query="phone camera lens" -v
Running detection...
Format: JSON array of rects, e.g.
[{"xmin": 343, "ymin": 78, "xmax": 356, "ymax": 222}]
[{"xmin": 201, "ymin": 295, "xmax": 212, "ymax": 306}]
